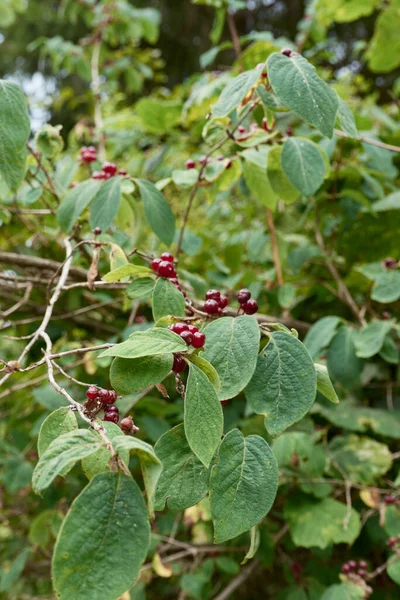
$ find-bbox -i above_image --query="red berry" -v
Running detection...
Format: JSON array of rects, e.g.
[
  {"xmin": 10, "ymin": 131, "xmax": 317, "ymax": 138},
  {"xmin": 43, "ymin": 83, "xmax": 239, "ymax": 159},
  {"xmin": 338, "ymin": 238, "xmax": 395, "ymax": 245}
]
[
  {"xmin": 286, "ymin": 127, "xmax": 293, "ymax": 137},
  {"xmin": 102, "ymin": 390, "xmax": 117, "ymax": 404},
  {"xmin": 382, "ymin": 311, "xmax": 391, "ymax": 320},
  {"xmin": 172, "ymin": 354, "xmax": 186, "ymax": 373},
  {"xmin": 219, "ymin": 295, "xmax": 228, "ymax": 309},
  {"xmin": 358, "ymin": 561, "xmax": 368, "ymax": 569},
  {"xmin": 186, "ymin": 159, "xmax": 196, "ymax": 169},
  {"xmin": 281, "ymin": 48, "xmax": 293, "ymax": 57},
  {"xmin": 151, "ymin": 258, "xmax": 162, "ymax": 273},
  {"xmin": 180, "ymin": 330, "xmax": 193, "ymax": 345},
  {"xmin": 86, "ymin": 386, "xmax": 99, "ymax": 401},
  {"xmin": 93, "ymin": 227, "xmax": 102, "ymax": 235},
  {"xmin": 262, "ymin": 117, "xmax": 269, "ymax": 132},
  {"xmin": 206, "ymin": 289, "xmax": 221, "ymax": 301},
  {"xmin": 71, "ymin": 181, "xmax": 78, "ymax": 188},
  {"xmin": 104, "ymin": 407, "xmax": 119, "ymax": 423},
  {"xmin": 204, "ymin": 299, "xmax": 220, "ymax": 315},
  {"xmin": 171, "ymin": 322, "xmax": 189, "ymax": 334},
  {"xmin": 160, "ymin": 252, "xmax": 174, "ymax": 263},
  {"xmin": 102, "ymin": 162, "xmax": 118, "ymax": 176},
  {"xmin": 238, "ymin": 125, "xmax": 246, "ymax": 134},
  {"xmin": 217, "ymin": 155, "xmax": 224, "ymax": 161},
  {"xmin": 357, "ymin": 569, "xmax": 367, "ymax": 578},
  {"xmin": 383, "ymin": 257, "xmax": 398, "ymax": 269},
  {"xmin": 80, "ymin": 147, "xmax": 97, "ymax": 163},
  {"xmin": 242, "ymin": 298, "xmax": 258, "ymax": 315},
  {"xmin": 261, "ymin": 72, "xmax": 267, "ymax": 79},
  {"xmin": 220, "ymin": 399, "xmax": 229, "ymax": 406},
  {"xmin": 118, "ymin": 168, "xmax": 127, "ymax": 176},
  {"xmin": 92, "ymin": 171, "xmax": 106, "ymax": 180},
  {"xmin": 384, "ymin": 495, "xmax": 396, "ymax": 505},
  {"xmin": 237, "ymin": 289, "xmax": 251, "ymax": 304},
  {"xmin": 187, "ymin": 324, "xmax": 199, "ymax": 334},
  {"xmin": 387, "ymin": 537, "xmax": 396, "ymax": 547},
  {"xmin": 120, "ymin": 416, "xmax": 138, "ymax": 434},
  {"xmin": 192, "ymin": 331, "xmax": 206, "ymax": 348},
  {"xmin": 348, "ymin": 560, "xmax": 357, "ymax": 571},
  {"xmin": 342, "ymin": 564, "xmax": 351, "ymax": 574},
  {"xmin": 158, "ymin": 261, "xmax": 175, "ymax": 278}
]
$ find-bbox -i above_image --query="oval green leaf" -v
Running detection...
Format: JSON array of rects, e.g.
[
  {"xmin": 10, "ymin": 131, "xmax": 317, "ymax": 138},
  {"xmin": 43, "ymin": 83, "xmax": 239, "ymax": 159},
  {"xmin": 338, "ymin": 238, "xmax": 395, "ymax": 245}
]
[
  {"xmin": 152, "ymin": 277, "xmax": 185, "ymax": 321},
  {"xmin": 98, "ymin": 327, "xmax": 187, "ymax": 359},
  {"xmin": 281, "ymin": 137, "xmax": 326, "ymax": 197},
  {"xmin": 110, "ymin": 354, "xmax": 173, "ymax": 395}
]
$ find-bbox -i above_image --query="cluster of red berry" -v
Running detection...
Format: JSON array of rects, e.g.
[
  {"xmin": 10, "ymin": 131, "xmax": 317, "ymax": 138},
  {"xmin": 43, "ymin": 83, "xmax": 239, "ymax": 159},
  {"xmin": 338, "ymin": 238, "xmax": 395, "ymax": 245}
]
[
  {"xmin": 85, "ymin": 386, "xmax": 119, "ymax": 423},
  {"xmin": 237, "ymin": 288, "xmax": 258, "ymax": 315},
  {"xmin": 387, "ymin": 534, "xmax": 400, "ymax": 548},
  {"xmin": 92, "ymin": 162, "xmax": 127, "ymax": 180},
  {"xmin": 203, "ymin": 289, "xmax": 228, "ymax": 315},
  {"xmin": 169, "ymin": 322, "xmax": 206, "ymax": 349},
  {"xmin": 80, "ymin": 146, "xmax": 97, "ymax": 163},
  {"xmin": 341, "ymin": 560, "xmax": 369, "ymax": 579},
  {"xmin": 151, "ymin": 252, "xmax": 177, "ymax": 279}
]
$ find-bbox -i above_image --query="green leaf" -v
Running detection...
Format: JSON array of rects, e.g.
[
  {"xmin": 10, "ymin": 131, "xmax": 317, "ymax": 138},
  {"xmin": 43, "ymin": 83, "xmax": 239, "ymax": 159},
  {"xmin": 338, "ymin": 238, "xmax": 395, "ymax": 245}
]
[
  {"xmin": 32, "ymin": 429, "xmax": 103, "ymax": 494},
  {"xmin": 89, "ymin": 176, "xmax": 122, "ymax": 231},
  {"xmin": 202, "ymin": 316, "xmax": 260, "ymax": 400},
  {"xmin": 320, "ymin": 583, "xmax": 365, "ymax": 600},
  {"xmin": 284, "ymin": 495, "xmax": 360, "ymax": 549},
  {"xmin": 379, "ymin": 335, "xmax": 399, "ymax": 364},
  {"xmin": 242, "ymin": 526, "xmax": 260, "ymax": 564},
  {"xmin": 242, "ymin": 148, "xmax": 278, "ymax": 209},
  {"xmin": 112, "ymin": 435, "xmax": 162, "ymax": 517},
  {"xmin": 136, "ymin": 178, "xmax": 175, "ymax": 246},
  {"xmin": 136, "ymin": 98, "xmax": 181, "ymax": 133},
  {"xmin": 110, "ymin": 354, "xmax": 173, "ymax": 394},
  {"xmin": 126, "ymin": 277, "xmax": 155, "ymax": 300},
  {"xmin": 281, "ymin": 137, "xmax": 326, "ymax": 196},
  {"xmin": 38, "ymin": 407, "xmax": 78, "ymax": 457},
  {"xmin": 329, "ymin": 435, "xmax": 392, "ymax": 485},
  {"xmin": 267, "ymin": 146, "xmax": 299, "ymax": 204},
  {"xmin": 353, "ymin": 320, "xmax": 392, "ymax": 358},
  {"xmin": 2, "ymin": 458, "xmax": 33, "ymax": 493},
  {"xmin": 98, "ymin": 327, "xmax": 187, "ymax": 359},
  {"xmin": 336, "ymin": 97, "xmax": 357, "ymax": 138},
  {"xmin": 387, "ymin": 560, "xmax": 400, "ymax": 586},
  {"xmin": 273, "ymin": 432, "xmax": 326, "ymax": 477},
  {"xmin": 315, "ymin": 402, "xmax": 400, "ymax": 439},
  {"xmin": 0, "ymin": 548, "xmax": 31, "ymax": 593},
  {"xmin": 372, "ymin": 270, "xmax": 400, "ymax": 303},
  {"xmin": 185, "ymin": 363, "xmax": 223, "ymax": 467},
  {"xmin": 212, "ymin": 69, "xmax": 261, "ymax": 118},
  {"xmin": 81, "ymin": 422, "xmax": 129, "ymax": 481},
  {"xmin": 0, "ymin": 80, "xmax": 30, "ymax": 190},
  {"xmin": 266, "ymin": 53, "xmax": 339, "ymax": 137},
  {"xmin": 326, "ymin": 326, "xmax": 363, "ymax": 387},
  {"xmin": 303, "ymin": 316, "xmax": 341, "ymax": 360},
  {"xmin": 102, "ymin": 263, "xmax": 152, "ymax": 283},
  {"xmin": 209, "ymin": 429, "xmax": 278, "ymax": 543},
  {"xmin": 154, "ymin": 424, "xmax": 209, "ymax": 511},
  {"xmin": 57, "ymin": 179, "xmax": 102, "ymax": 232},
  {"xmin": 152, "ymin": 277, "xmax": 185, "ymax": 321},
  {"xmin": 52, "ymin": 472, "xmax": 150, "ymax": 600},
  {"xmin": 315, "ymin": 364, "xmax": 339, "ymax": 404},
  {"xmin": 367, "ymin": 1, "xmax": 400, "ymax": 73},
  {"xmin": 29, "ymin": 509, "xmax": 63, "ymax": 550},
  {"xmin": 245, "ymin": 331, "xmax": 316, "ymax": 436},
  {"xmin": 185, "ymin": 354, "xmax": 221, "ymax": 393},
  {"xmin": 277, "ymin": 283, "xmax": 296, "ymax": 308},
  {"xmin": 370, "ymin": 190, "xmax": 400, "ymax": 212},
  {"xmin": 172, "ymin": 169, "xmax": 199, "ymax": 188}
]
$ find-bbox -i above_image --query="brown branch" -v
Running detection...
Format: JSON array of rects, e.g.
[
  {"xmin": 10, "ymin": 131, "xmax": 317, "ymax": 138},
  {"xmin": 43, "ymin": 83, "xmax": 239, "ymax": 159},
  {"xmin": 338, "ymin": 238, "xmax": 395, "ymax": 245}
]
[
  {"xmin": 0, "ymin": 251, "xmax": 87, "ymax": 280},
  {"xmin": 91, "ymin": 39, "xmax": 105, "ymax": 160},
  {"xmin": 334, "ymin": 129, "xmax": 400, "ymax": 154},
  {"xmin": 212, "ymin": 560, "xmax": 259, "ymax": 600},
  {"xmin": 227, "ymin": 11, "xmax": 243, "ymax": 71},
  {"xmin": 266, "ymin": 208, "xmax": 283, "ymax": 287}
]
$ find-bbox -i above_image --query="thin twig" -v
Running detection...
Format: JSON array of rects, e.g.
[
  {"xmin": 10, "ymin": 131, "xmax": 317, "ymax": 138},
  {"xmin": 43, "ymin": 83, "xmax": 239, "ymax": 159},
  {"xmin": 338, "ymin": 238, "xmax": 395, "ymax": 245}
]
[
  {"xmin": 91, "ymin": 39, "xmax": 105, "ymax": 160},
  {"xmin": 334, "ymin": 129, "xmax": 400, "ymax": 154},
  {"xmin": 266, "ymin": 208, "xmax": 283, "ymax": 287},
  {"xmin": 1, "ymin": 283, "xmax": 32, "ymax": 318},
  {"xmin": 212, "ymin": 560, "xmax": 259, "ymax": 600},
  {"xmin": 226, "ymin": 11, "xmax": 243, "ymax": 71}
]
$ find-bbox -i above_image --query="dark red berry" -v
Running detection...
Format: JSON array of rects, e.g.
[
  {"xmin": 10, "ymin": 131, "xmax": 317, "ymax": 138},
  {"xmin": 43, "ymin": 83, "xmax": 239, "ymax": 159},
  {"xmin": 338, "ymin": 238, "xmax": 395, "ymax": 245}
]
[
  {"xmin": 171, "ymin": 322, "xmax": 188, "ymax": 334},
  {"xmin": 118, "ymin": 168, "xmax": 127, "ymax": 176},
  {"xmin": 242, "ymin": 298, "xmax": 258, "ymax": 315},
  {"xmin": 186, "ymin": 159, "xmax": 196, "ymax": 169},
  {"xmin": 180, "ymin": 330, "xmax": 193, "ymax": 345},
  {"xmin": 104, "ymin": 410, "xmax": 119, "ymax": 424},
  {"xmin": 262, "ymin": 117, "xmax": 269, "ymax": 132},
  {"xmin": 281, "ymin": 48, "xmax": 293, "ymax": 57},
  {"xmin": 102, "ymin": 162, "xmax": 118, "ymax": 176},
  {"xmin": 192, "ymin": 331, "xmax": 206, "ymax": 348},
  {"xmin": 204, "ymin": 299, "xmax": 220, "ymax": 315},
  {"xmin": 120, "ymin": 416, "xmax": 139, "ymax": 434},
  {"xmin": 238, "ymin": 125, "xmax": 246, "ymax": 134},
  {"xmin": 103, "ymin": 405, "xmax": 118, "ymax": 413},
  {"xmin": 382, "ymin": 311, "xmax": 391, "ymax": 320},
  {"xmin": 86, "ymin": 386, "xmax": 99, "ymax": 401},
  {"xmin": 359, "ymin": 561, "xmax": 368, "ymax": 569},
  {"xmin": 225, "ymin": 160, "xmax": 232, "ymax": 169},
  {"xmin": 102, "ymin": 390, "xmax": 117, "ymax": 404},
  {"xmin": 348, "ymin": 560, "xmax": 357, "ymax": 571},
  {"xmin": 206, "ymin": 289, "xmax": 221, "ymax": 301},
  {"xmin": 93, "ymin": 227, "xmax": 102, "ymax": 235},
  {"xmin": 237, "ymin": 289, "xmax": 251, "ymax": 304},
  {"xmin": 342, "ymin": 564, "xmax": 351, "ymax": 574},
  {"xmin": 151, "ymin": 258, "xmax": 162, "ymax": 273},
  {"xmin": 383, "ymin": 257, "xmax": 398, "ymax": 269},
  {"xmin": 92, "ymin": 171, "xmax": 106, "ymax": 180},
  {"xmin": 158, "ymin": 261, "xmax": 175, "ymax": 278},
  {"xmin": 384, "ymin": 495, "xmax": 396, "ymax": 505},
  {"xmin": 217, "ymin": 155, "xmax": 224, "ymax": 161},
  {"xmin": 261, "ymin": 72, "xmax": 267, "ymax": 79},
  {"xmin": 220, "ymin": 399, "xmax": 229, "ymax": 406},
  {"xmin": 357, "ymin": 569, "xmax": 367, "ymax": 579},
  {"xmin": 219, "ymin": 295, "xmax": 228, "ymax": 309},
  {"xmin": 172, "ymin": 355, "xmax": 186, "ymax": 373},
  {"xmin": 286, "ymin": 127, "xmax": 293, "ymax": 137},
  {"xmin": 187, "ymin": 324, "xmax": 199, "ymax": 334},
  {"xmin": 160, "ymin": 252, "xmax": 174, "ymax": 263},
  {"xmin": 80, "ymin": 147, "xmax": 97, "ymax": 163},
  {"xmin": 387, "ymin": 537, "xmax": 396, "ymax": 547}
]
